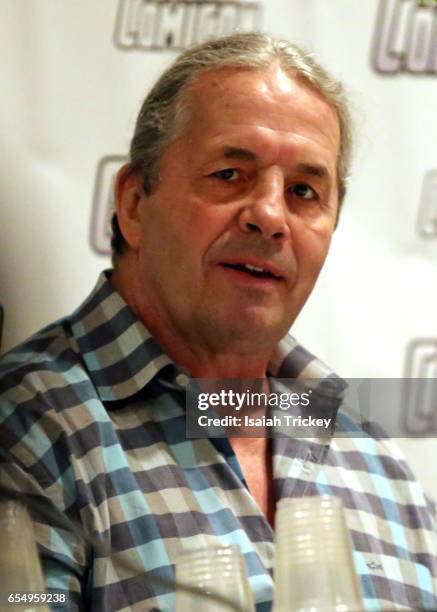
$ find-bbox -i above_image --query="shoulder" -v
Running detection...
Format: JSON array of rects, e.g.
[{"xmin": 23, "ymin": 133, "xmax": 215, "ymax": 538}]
[
  {"xmin": 0, "ymin": 313, "xmax": 110, "ymax": 504},
  {"xmin": 0, "ymin": 317, "xmax": 86, "ymax": 411},
  {"xmin": 0, "ymin": 316, "xmax": 102, "ymax": 460}
]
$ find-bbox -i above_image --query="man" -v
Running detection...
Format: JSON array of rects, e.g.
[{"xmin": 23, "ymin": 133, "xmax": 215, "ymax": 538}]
[{"xmin": 0, "ymin": 32, "xmax": 436, "ymax": 611}]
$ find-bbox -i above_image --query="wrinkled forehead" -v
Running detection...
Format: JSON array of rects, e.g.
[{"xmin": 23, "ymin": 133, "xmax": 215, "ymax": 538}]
[
  {"xmin": 176, "ymin": 66, "xmax": 340, "ymax": 177},
  {"xmin": 185, "ymin": 64, "xmax": 337, "ymax": 124}
]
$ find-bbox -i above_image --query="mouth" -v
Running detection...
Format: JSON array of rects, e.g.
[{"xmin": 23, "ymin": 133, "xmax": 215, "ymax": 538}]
[{"xmin": 219, "ymin": 261, "xmax": 284, "ymax": 282}]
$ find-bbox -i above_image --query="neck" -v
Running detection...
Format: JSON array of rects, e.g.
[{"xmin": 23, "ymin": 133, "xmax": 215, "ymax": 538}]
[{"xmin": 111, "ymin": 259, "xmax": 272, "ymax": 379}]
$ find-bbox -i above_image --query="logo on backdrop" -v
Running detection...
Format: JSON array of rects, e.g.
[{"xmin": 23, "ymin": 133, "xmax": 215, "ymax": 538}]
[
  {"xmin": 403, "ymin": 338, "xmax": 437, "ymax": 433},
  {"xmin": 114, "ymin": 0, "xmax": 262, "ymax": 51},
  {"xmin": 90, "ymin": 156, "xmax": 127, "ymax": 256},
  {"xmin": 373, "ymin": 0, "xmax": 437, "ymax": 74},
  {"xmin": 417, "ymin": 170, "xmax": 437, "ymax": 239}
]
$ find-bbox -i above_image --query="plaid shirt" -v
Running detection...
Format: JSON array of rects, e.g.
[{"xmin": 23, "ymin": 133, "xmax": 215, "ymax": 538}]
[{"xmin": 0, "ymin": 271, "xmax": 436, "ymax": 611}]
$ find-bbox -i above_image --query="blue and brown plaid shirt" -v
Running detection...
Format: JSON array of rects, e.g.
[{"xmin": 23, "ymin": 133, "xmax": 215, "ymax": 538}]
[{"xmin": 0, "ymin": 271, "xmax": 436, "ymax": 611}]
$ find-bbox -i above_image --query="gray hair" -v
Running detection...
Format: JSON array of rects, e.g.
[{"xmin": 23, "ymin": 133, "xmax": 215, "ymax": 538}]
[{"xmin": 111, "ymin": 31, "xmax": 354, "ymax": 260}]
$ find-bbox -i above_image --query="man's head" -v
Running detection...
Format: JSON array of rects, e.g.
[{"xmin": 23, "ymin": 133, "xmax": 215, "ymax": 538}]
[
  {"xmin": 112, "ymin": 32, "xmax": 352, "ymax": 360},
  {"xmin": 112, "ymin": 32, "xmax": 353, "ymax": 261}
]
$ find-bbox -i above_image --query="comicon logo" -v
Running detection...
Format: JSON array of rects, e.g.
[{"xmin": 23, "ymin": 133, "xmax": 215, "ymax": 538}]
[
  {"xmin": 373, "ymin": 0, "xmax": 437, "ymax": 74},
  {"xmin": 417, "ymin": 170, "xmax": 437, "ymax": 239},
  {"xmin": 90, "ymin": 156, "xmax": 127, "ymax": 255},
  {"xmin": 114, "ymin": 0, "xmax": 262, "ymax": 51},
  {"xmin": 403, "ymin": 338, "xmax": 437, "ymax": 434}
]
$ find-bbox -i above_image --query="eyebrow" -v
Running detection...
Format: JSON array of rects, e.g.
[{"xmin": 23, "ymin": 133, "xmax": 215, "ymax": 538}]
[
  {"xmin": 295, "ymin": 163, "xmax": 329, "ymax": 180},
  {"xmin": 222, "ymin": 147, "xmax": 329, "ymax": 180},
  {"xmin": 223, "ymin": 147, "xmax": 258, "ymax": 161}
]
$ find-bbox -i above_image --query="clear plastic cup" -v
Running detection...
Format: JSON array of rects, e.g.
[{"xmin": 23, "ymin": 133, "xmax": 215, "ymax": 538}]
[
  {"xmin": 273, "ymin": 496, "xmax": 364, "ymax": 612},
  {"xmin": 175, "ymin": 545, "xmax": 255, "ymax": 612},
  {"xmin": 0, "ymin": 500, "xmax": 49, "ymax": 612}
]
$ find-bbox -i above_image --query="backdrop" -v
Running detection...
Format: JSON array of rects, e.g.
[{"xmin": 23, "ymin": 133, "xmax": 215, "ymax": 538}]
[{"xmin": 1, "ymin": 0, "xmax": 436, "ymax": 494}]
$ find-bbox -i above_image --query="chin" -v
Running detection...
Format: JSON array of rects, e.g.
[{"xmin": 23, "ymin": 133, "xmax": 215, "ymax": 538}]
[
  {"xmin": 197, "ymin": 302, "xmax": 295, "ymax": 350},
  {"xmin": 213, "ymin": 314, "xmax": 291, "ymax": 352},
  {"xmin": 242, "ymin": 305, "xmax": 294, "ymax": 331}
]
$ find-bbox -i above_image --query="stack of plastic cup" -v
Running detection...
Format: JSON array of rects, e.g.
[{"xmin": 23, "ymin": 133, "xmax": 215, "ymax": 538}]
[
  {"xmin": 0, "ymin": 500, "xmax": 49, "ymax": 612},
  {"xmin": 175, "ymin": 545, "xmax": 255, "ymax": 612},
  {"xmin": 273, "ymin": 496, "xmax": 364, "ymax": 612}
]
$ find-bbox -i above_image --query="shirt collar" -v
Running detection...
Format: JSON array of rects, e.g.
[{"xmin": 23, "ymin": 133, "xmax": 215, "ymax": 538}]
[{"xmin": 69, "ymin": 270, "xmax": 345, "ymax": 402}]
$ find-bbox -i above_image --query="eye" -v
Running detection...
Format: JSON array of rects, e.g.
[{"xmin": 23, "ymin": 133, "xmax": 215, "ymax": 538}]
[
  {"xmin": 289, "ymin": 183, "xmax": 317, "ymax": 200},
  {"xmin": 211, "ymin": 168, "xmax": 239, "ymax": 182}
]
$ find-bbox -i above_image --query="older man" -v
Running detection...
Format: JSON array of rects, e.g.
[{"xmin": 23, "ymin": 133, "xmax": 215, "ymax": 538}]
[{"xmin": 0, "ymin": 33, "xmax": 436, "ymax": 611}]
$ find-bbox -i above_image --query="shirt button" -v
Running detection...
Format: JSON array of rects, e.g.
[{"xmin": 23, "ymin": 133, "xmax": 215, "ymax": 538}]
[{"xmin": 175, "ymin": 373, "xmax": 190, "ymax": 387}]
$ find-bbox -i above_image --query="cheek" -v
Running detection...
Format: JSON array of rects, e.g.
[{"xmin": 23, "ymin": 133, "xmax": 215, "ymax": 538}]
[
  {"xmin": 294, "ymin": 227, "xmax": 333, "ymax": 276},
  {"xmin": 140, "ymin": 214, "xmax": 210, "ymax": 282},
  {"xmin": 183, "ymin": 203, "xmax": 236, "ymax": 256}
]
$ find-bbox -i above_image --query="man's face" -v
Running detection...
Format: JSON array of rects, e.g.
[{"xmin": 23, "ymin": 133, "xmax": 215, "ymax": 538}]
[{"xmin": 134, "ymin": 65, "xmax": 340, "ymax": 354}]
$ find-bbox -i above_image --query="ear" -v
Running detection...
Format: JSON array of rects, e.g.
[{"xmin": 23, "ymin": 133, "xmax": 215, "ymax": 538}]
[{"xmin": 114, "ymin": 165, "xmax": 144, "ymax": 251}]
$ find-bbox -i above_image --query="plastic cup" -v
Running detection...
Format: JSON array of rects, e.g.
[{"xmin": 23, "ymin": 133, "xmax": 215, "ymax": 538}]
[
  {"xmin": 273, "ymin": 496, "xmax": 364, "ymax": 612},
  {"xmin": 175, "ymin": 544, "xmax": 255, "ymax": 612},
  {"xmin": 0, "ymin": 500, "xmax": 49, "ymax": 612}
]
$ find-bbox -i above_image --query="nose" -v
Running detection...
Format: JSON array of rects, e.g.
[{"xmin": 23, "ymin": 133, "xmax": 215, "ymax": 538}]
[{"xmin": 238, "ymin": 168, "xmax": 290, "ymax": 240}]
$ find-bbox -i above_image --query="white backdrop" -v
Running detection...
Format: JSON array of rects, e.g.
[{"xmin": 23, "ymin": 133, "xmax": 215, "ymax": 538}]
[{"xmin": 1, "ymin": 0, "xmax": 436, "ymax": 494}]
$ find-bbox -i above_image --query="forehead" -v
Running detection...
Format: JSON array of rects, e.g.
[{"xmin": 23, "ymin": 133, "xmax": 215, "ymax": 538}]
[{"xmin": 180, "ymin": 65, "xmax": 340, "ymax": 171}]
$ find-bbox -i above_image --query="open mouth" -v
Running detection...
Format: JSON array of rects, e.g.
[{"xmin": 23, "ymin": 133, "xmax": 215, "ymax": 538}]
[{"xmin": 221, "ymin": 262, "xmax": 282, "ymax": 280}]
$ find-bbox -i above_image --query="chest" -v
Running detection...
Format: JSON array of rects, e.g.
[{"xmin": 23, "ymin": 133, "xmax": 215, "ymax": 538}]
[
  {"xmin": 228, "ymin": 437, "xmax": 275, "ymax": 526},
  {"xmin": 77, "ymin": 409, "xmax": 437, "ymax": 611}
]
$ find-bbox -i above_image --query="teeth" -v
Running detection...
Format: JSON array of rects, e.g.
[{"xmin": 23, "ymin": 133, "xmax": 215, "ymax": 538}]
[{"xmin": 244, "ymin": 264, "xmax": 265, "ymax": 273}]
